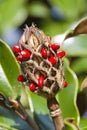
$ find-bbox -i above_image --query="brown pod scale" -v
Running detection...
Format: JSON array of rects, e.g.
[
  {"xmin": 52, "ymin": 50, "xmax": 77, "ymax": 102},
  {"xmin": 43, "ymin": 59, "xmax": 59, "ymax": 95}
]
[{"xmin": 15, "ymin": 24, "xmax": 66, "ymax": 98}]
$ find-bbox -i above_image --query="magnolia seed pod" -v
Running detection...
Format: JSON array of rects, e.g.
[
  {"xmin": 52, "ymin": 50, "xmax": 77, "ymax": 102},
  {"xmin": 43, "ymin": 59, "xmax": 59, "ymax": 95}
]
[{"xmin": 14, "ymin": 24, "xmax": 67, "ymax": 98}]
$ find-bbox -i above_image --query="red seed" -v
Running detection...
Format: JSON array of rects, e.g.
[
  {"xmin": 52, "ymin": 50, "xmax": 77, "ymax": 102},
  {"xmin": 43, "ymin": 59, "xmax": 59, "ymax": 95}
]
[
  {"xmin": 57, "ymin": 50, "xmax": 66, "ymax": 58},
  {"xmin": 17, "ymin": 75, "xmax": 26, "ymax": 82},
  {"xmin": 13, "ymin": 45, "xmax": 21, "ymax": 53},
  {"xmin": 16, "ymin": 55, "xmax": 22, "ymax": 62},
  {"xmin": 48, "ymin": 56, "xmax": 57, "ymax": 65},
  {"xmin": 50, "ymin": 44, "xmax": 60, "ymax": 51},
  {"xmin": 29, "ymin": 83, "xmax": 36, "ymax": 92},
  {"xmin": 21, "ymin": 50, "xmax": 31, "ymax": 59},
  {"xmin": 40, "ymin": 48, "xmax": 48, "ymax": 58},
  {"xmin": 38, "ymin": 75, "xmax": 44, "ymax": 88},
  {"xmin": 63, "ymin": 81, "xmax": 68, "ymax": 88}
]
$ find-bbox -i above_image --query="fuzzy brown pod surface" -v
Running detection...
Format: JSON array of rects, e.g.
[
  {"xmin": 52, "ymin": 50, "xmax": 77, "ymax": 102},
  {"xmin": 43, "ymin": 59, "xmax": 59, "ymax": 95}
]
[{"xmin": 13, "ymin": 25, "xmax": 67, "ymax": 98}]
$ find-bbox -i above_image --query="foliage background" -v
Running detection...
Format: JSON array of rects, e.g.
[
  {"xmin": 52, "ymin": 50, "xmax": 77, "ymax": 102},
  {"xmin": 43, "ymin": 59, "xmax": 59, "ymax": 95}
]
[{"xmin": 0, "ymin": 0, "xmax": 87, "ymax": 129}]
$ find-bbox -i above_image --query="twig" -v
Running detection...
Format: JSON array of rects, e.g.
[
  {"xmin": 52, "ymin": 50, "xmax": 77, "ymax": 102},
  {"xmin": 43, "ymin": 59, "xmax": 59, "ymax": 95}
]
[
  {"xmin": 9, "ymin": 99, "xmax": 39, "ymax": 130},
  {"xmin": 47, "ymin": 97, "xmax": 64, "ymax": 130},
  {"xmin": 0, "ymin": 94, "xmax": 39, "ymax": 130}
]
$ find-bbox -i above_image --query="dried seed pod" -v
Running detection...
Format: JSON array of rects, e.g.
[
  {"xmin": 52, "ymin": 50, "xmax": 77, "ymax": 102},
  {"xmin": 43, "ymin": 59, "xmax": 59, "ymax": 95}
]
[{"xmin": 15, "ymin": 24, "xmax": 66, "ymax": 98}]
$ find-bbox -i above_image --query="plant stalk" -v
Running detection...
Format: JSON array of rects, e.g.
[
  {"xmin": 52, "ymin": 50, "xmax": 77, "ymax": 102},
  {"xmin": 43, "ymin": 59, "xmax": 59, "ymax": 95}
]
[
  {"xmin": 0, "ymin": 95, "xmax": 39, "ymax": 130},
  {"xmin": 12, "ymin": 100, "xmax": 39, "ymax": 130},
  {"xmin": 47, "ymin": 97, "xmax": 64, "ymax": 130}
]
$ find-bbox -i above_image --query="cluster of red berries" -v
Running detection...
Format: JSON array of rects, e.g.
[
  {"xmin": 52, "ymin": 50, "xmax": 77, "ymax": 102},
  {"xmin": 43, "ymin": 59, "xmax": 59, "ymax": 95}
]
[
  {"xmin": 13, "ymin": 43, "xmax": 68, "ymax": 92},
  {"xmin": 17, "ymin": 74, "xmax": 44, "ymax": 92},
  {"xmin": 40, "ymin": 44, "xmax": 65, "ymax": 65},
  {"xmin": 13, "ymin": 45, "xmax": 31, "ymax": 62}
]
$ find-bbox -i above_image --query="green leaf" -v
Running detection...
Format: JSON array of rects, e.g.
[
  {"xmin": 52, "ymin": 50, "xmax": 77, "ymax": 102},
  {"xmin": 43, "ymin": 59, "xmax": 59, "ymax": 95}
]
[
  {"xmin": 71, "ymin": 58, "xmax": 87, "ymax": 73},
  {"xmin": 64, "ymin": 119, "xmax": 79, "ymax": 130},
  {"xmin": 80, "ymin": 118, "xmax": 87, "ymax": 129},
  {"xmin": 53, "ymin": 35, "xmax": 87, "ymax": 57},
  {"xmin": 64, "ymin": 17, "xmax": 87, "ymax": 41},
  {"xmin": 57, "ymin": 58, "xmax": 80, "ymax": 124},
  {"xmin": 26, "ymin": 89, "xmax": 55, "ymax": 130},
  {"xmin": 34, "ymin": 112, "xmax": 54, "ymax": 130},
  {"xmin": 82, "ymin": 128, "xmax": 87, "ymax": 130},
  {"xmin": 0, "ymin": 40, "xmax": 21, "ymax": 98},
  {"xmin": 0, "ymin": 106, "xmax": 32, "ymax": 130},
  {"xmin": 27, "ymin": 89, "xmax": 49, "ymax": 114},
  {"xmin": 71, "ymin": 58, "xmax": 87, "ymax": 90}
]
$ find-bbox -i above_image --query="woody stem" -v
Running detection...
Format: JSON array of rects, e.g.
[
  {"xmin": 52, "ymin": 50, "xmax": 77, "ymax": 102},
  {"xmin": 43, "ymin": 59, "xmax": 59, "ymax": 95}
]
[
  {"xmin": 14, "ymin": 100, "xmax": 39, "ymax": 130},
  {"xmin": 47, "ymin": 97, "xmax": 64, "ymax": 130}
]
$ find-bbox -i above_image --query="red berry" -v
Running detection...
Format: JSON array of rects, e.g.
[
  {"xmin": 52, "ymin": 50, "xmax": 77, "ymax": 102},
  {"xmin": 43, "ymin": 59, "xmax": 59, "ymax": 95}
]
[
  {"xmin": 21, "ymin": 50, "xmax": 31, "ymax": 59},
  {"xmin": 13, "ymin": 45, "xmax": 21, "ymax": 53},
  {"xmin": 48, "ymin": 56, "xmax": 57, "ymax": 65},
  {"xmin": 57, "ymin": 50, "xmax": 66, "ymax": 58},
  {"xmin": 38, "ymin": 75, "xmax": 44, "ymax": 88},
  {"xmin": 40, "ymin": 48, "xmax": 48, "ymax": 58},
  {"xmin": 17, "ymin": 75, "xmax": 26, "ymax": 82},
  {"xmin": 50, "ymin": 44, "xmax": 60, "ymax": 51},
  {"xmin": 16, "ymin": 55, "xmax": 22, "ymax": 62},
  {"xmin": 63, "ymin": 81, "xmax": 68, "ymax": 88},
  {"xmin": 29, "ymin": 83, "xmax": 36, "ymax": 92}
]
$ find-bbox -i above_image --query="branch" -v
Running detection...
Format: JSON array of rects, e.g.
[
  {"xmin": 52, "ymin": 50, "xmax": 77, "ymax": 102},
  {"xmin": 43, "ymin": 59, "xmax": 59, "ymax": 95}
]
[
  {"xmin": 0, "ymin": 94, "xmax": 39, "ymax": 130},
  {"xmin": 13, "ymin": 100, "xmax": 39, "ymax": 130},
  {"xmin": 47, "ymin": 97, "xmax": 64, "ymax": 130}
]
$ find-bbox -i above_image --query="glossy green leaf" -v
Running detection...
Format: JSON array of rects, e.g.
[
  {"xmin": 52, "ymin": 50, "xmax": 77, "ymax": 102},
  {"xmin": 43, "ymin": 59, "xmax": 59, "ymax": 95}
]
[
  {"xmin": 34, "ymin": 112, "xmax": 54, "ymax": 130},
  {"xmin": 71, "ymin": 58, "xmax": 87, "ymax": 90},
  {"xmin": 57, "ymin": 58, "xmax": 80, "ymax": 124},
  {"xmin": 71, "ymin": 58, "xmax": 87, "ymax": 73},
  {"xmin": 26, "ymin": 89, "xmax": 54, "ymax": 130},
  {"xmin": 80, "ymin": 118, "xmax": 87, "ymax": 129},
  {"xmin": 26, "ymin": 89, "xmax": 49, "ymax": 114},
  {"xmin": 0, "ymin": 106, "xmax": 32, "ymax": 130},
  {"xmin": 0, "ymin": 40, "xmax": 21, "ymax": 98},
  {"xmin": 53, "ymin": 35, "xmax": 87, "ymax": 57},
  {"xmin": 82, "ymin": 128, "xmax": 87, "ymax": 130}
]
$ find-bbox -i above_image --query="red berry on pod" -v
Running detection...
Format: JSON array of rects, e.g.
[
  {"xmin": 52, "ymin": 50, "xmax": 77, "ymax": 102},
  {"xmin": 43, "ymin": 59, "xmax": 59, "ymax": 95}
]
[
  {"xmin": 57, "ymin": 50, "xmax": 66, "ymax": 58},
  {"xmin": 17, "ymin": 75, "xmax": 26, "ymax": 82},
  {"xmin": 38, "ymin": 75, "xmax": 44, "ymax": 88},
  {"xmin": 16, "ymin": 55, "xmax": 22, "ymax": 62},
  {"xmin": 21, "ymin": 50, "xmax": 31, "ymax": 59},
  {"xmin": 29, "ymin": 83, "xmax": 36, "ymax": 92},
  {"xmin": 50, "ymin": 43, "xmax": 60, "ymax": 51},
  {"xmin": 48, "ymin": 56, "xmax": 57, "ymax": 65},
  {"xmin": 13, "ymin": 45, "xmax": 21, "ymax": 53},
  {"xmin": 63, "ymin": 81, "xmax": 68, "ymax": 88},
  {"xmin": 40, "ymin": 48, "xmax": 48, "ymax": 58}
]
